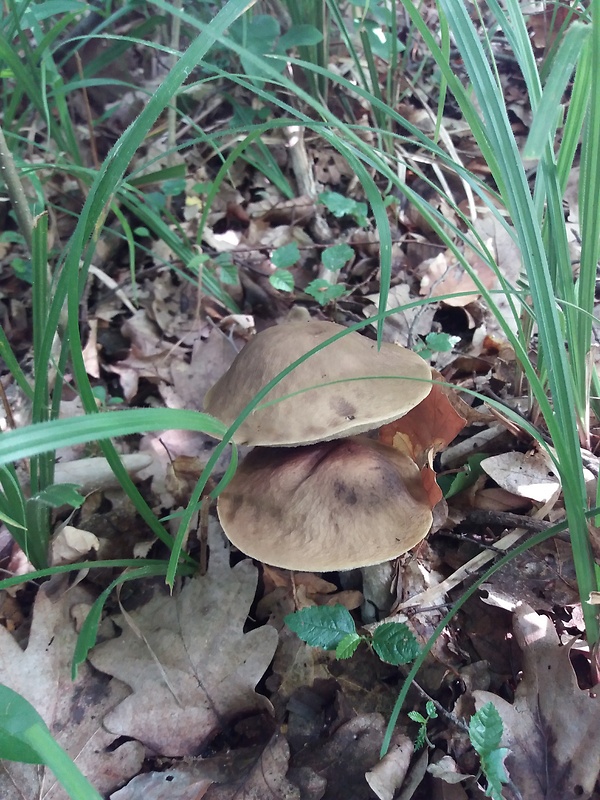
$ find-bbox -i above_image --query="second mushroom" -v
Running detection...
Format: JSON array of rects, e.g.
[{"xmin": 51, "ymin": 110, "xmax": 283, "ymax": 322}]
[{"xmin": 204, "ymin": 319, "xmax": 434, "ymax": 571}]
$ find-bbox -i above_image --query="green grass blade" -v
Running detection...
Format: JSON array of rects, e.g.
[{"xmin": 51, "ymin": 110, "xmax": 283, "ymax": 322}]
[
  {"xmin": 523, "ymin": 21, "xmax": 590, "ymax": 160},
  {"xmin": 0, "ymin": 408, "xmax": 226, "ymax": 466}
]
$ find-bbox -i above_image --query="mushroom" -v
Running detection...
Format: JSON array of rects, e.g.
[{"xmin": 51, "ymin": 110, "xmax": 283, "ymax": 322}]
[
  {"xmin": 217, "ymin": 436, "xmax": 433, "ymax": 571},
  {"xmin": 204, "ymin": 320, "xmax": 432, "ymax": 447}
]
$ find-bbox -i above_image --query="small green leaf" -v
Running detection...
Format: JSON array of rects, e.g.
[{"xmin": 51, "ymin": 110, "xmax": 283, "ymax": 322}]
[
  {"xmin": 34, "ymin": 484, "xmax": 84, "ymax": 509},
  {"xmin": 305, "ymin": 280, "xmax": 349, "ymax": 306},
  {"xmin": 480, "ymin": 747, "xmax": 510, "ymax": 800},
  {"xmin": 218, "ymin": 262, "xmax": 239, "ymax": 286},
  {"xmin": 269, "ymin": 269, "xmax": 295, "ymax": 292},
  {"xmin": 12, "ymin": 258, "xmax": 33, "ymax": 284},
  {"xmin": 279, "ymin": 24, "xmax": 323, "ymax": 48},
  {"xmin": 246, "ymin": 14, "xmax": 280, "ymax": 47},
  {"xmin": 423, "ymin": 332, "xmax": 461, "ymax": 353},
  {"xmin": 285, "ymin": 604, "xmax": 356, "ymax": 650},
  {"xmin": 272, "ymin": 242, "xmax": 300, "ymax": 268},
  {"xmin": 319, "ymin": 191, "xmax": 358, "ymax": 218},
  {"xmin": 321, "ymin": 243, "xmax": 354, "ymax": 271},
  {"xmin": 318, "ymin": 192, "xmax": 368, "ymax": 225},
  {"xmin": 372, "ymin": 622, "xmax": 420, "ymax": 665},
  {"xmin": 425, "ymin": 700, "xmax": 438, "ymax": 718},
  {"xmin": 438, "ymin": 453, "xmax": 488, "ymax": 500},
  {"xmin": 336, "ymin": 633, "xmax": 361, "ymax": 659},
  {"xmin": 408, "ymin": 711, "xmax": 426, "ymax": 724},
  {"xmin": 162, "ymin": 178, "xmax": 186, "ymax": 196}
]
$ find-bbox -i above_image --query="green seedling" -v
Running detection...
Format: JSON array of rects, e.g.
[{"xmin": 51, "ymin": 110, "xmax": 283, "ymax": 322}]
[
  {"xmin": 269, "ymin": 241, "xmax": 353, "ymax": 305},
  {"xmin": 469, "ymin": 702, "xmax": 510, "ymax": 800},
  {"xmin": 415, "ymin": 331, "xmax": 461, "ymax": 361},
  {"xmin": 408, "ymin": 699, "xmax": 438, "ymax": 749},
  {"xmin": 319, "ymin": 191, "xmax": 369, "ymax": 227},
  {"xmin": 285, "ymin": 604, "xmax": 421, "ymax": 666}
]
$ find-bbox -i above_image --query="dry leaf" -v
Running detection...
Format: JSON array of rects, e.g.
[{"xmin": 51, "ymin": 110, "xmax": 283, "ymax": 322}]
[
  {"xmin": 0, "ymin": 584, "xmax": 144, "ymax": 799},
  {"xmin": 292, "ymin": 714, "xmax": 389, "ymax": 799},
  {"xmin": 473, "ymin": 604, "xmax": 600, "ymax": 799},
  {"xmin": 365, "ymin": 283, "xmax": 437, "ymax": 346},
  {"xmin": 204, "ymin": 735, "xmax": 300, "ymax": 799},
  {"xmin": 51, "ymin": 524, "xmax": 100, "ymax": 565},
  {"xmin": 379, "ymin": 382, "xmax": 466, "ymax": 467},
  {"xmin": 419, "ymin": 249, "xmax": 496, "ymax": 308},
  {"xmin": 379, "ymin": 382, "xmax": 466, "ymax": 509},
  {"xmin": 480, "ymin": 449, "xmax": 560, "ymax": 503},
  {"xmin": 54, "ymin": 454, "xmax": 153, "ymax": 493},
  {"xmin": 111, "ymin": 735, "xmax": 299, "ymax": 800},
  {"xmin": 365, "ymin": 733, "xmax": 413, "ymax": 799},
  {"xmin": 89, "ymin": 531, "xmax": 278, "ymax": 756}
]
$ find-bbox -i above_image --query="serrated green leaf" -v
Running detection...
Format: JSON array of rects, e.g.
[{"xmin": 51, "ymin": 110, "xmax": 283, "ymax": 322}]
[
  {"xmin": 336, "ymin": 632, "xmax": 361, "ymax": 659},
  {"xmin": 272, "ymin": 242, "xmax": 300, "ymax": 268},
  {"xmin": 414, "ymin": 726, "xmax": 427, "ymax": 750},
  {"xmin": 305, "ymin": 280, "xmax": 349, "ymax": 306},
  {"xmin": 34, "ymin": 484, "xmax": 84, "ymax": 509},
  {"xmin": 408, "ymin": 711, "xmax": 426, "ymax": 724},
  {"xmin": 469, "ymin": 702, "xmax": 504, "ymax": 756},
  {"xmin": 322, "ymin": 243, "xmax": 354, "ymax": 271},
  {"xmin": 285, "ymin": 604, "xmax": 356, "ymax": 650},
  {"xmin": 269, "ymin": 269, "xmax": 295, "ymax": 292},
  {"xmin": 372, "ymin": 622, "xmax": 420, "ymax": 665}
]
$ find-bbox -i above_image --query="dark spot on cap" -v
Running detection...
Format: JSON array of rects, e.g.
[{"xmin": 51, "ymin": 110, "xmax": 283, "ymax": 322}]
[
  {"xmin": 334, "ymin": 480, "xmax": 358, "ymax": 505},
  {"xmin": 332, "ymin": 397, "xmax": 357, "ymax": 420}
]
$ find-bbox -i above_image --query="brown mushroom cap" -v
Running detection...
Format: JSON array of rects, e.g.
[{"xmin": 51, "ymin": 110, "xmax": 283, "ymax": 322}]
[
  {"xmin": 204, "ymin": 321, "xmax": 432, "ymax": 446},
  {"xmin": 217, "ymin": 437, "xmax": 433, "ymax": 571}
]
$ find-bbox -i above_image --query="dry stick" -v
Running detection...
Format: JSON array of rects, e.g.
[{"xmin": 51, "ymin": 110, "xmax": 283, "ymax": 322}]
[
  {"xmin": 403, "ymin": 670, "xmax": 469, "ymax": 734},
  {"xmin": 396, "ymin": 488, "xmax": 562, "ymax": 611},
  {"xmin": 166, "ymin": 0, "xmax": 183, "ymax": 212},
  {"xmin": 0, "ymin": 124, "xmax": 34, "ymax": 253},
  {"xmin": 0, "ymin": 380, "xmax": 16, "ymax": 429},
  {"xmin": 283, "ymin": 124, "xmax": 332, "ymax": 248},
  {"xmin": 75, "ymin": 52, "xmax": 100, "ymax": 171}
]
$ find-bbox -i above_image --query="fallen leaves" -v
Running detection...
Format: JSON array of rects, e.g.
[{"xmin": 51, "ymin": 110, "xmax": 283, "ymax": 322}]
[
  {"xmin": 0, "ymin": 584, "xmax": 144, "ymax": 799},
  {"xmin": 89, "ymin": 532, "xmax": 278, "ymax": 757},
  {"xmin": 474, "ymin": 604, "xmax": 600, "ymax": 800}
]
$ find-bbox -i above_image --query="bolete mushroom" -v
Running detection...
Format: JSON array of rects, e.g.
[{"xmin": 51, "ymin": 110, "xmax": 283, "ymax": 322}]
[
  {"xmin": 204, "ymin": 320, "xmax": 432, "ymax": 447},
  {"xmin": 217, "ymin": 436, "xmax": 433, "ymax": 571}
]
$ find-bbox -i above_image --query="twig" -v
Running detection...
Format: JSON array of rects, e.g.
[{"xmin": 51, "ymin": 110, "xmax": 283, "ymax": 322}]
[
  {"xmin": 463, "ymin": 510, "xmax": 551, "ymax": 534},
  {"xmin": 75, "ymin": 51, "xmax": 99, "ymax": 170},
  {"xmin": 0, "ymin": 124, "xmax": 34, "ymax": 252},
  {"xmin": 404, "ymin": 672, "xmax": 469, "ymax": 734},
  {"xmin": 282, "ymin": 124, "xmax": 331, "ymax": 245},
  {"xmin": 0, "ymin": 379, "xmax": 16, "ymax": 429}
]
